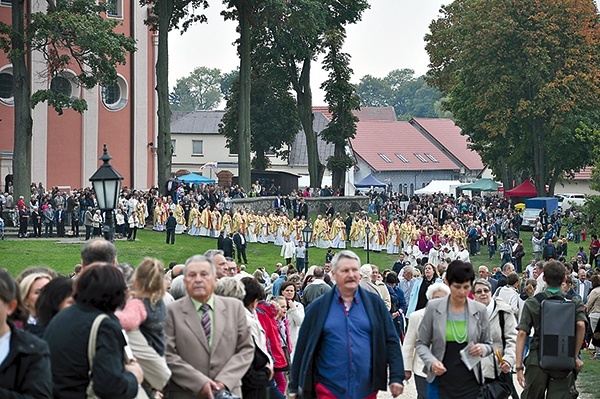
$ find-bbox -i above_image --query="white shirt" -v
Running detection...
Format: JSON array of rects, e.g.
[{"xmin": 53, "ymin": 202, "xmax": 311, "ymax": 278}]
[{"xmin": 0, "ymin": 331, "xmax": 11, "ymax": 365}]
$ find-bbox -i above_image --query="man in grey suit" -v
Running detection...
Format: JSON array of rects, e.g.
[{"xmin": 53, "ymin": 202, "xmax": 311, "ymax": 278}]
[
  {"xmin": 165, "ymin": 255, "xmax": 254, "ymax": 398},
  {"xmin": 576, "ymin": 268, "xmax": 592, "ymax": 303}
]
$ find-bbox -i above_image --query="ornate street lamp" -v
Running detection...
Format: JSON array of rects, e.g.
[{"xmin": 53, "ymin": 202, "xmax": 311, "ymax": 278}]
[
  {"xmin": 302, "ymin": 224, "xmax": 313, "ymax": 272},
  {"xmin": 89, "ymin": 144, "xmax": 123, "ymax": 242},
  {"xmin": 365, "ymin": 224, "xmax": 371, "ymax": 264}
]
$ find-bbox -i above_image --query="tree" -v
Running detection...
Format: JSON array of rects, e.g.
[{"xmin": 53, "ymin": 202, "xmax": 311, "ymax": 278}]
[
  {"xmin": 261, "ymin": 0, "xmax": 369, "ymax": 188},
  {"xmin": 355, "ymin": 69, "xmax": 446, "ymax": 120},
  {"xmin": 0, "ymin": 0, "xmax": 136, "ymax": 202},
  {"xmin": 219, "ymin": 58, "xmax": 300, "ymax": 171},
  {"xmin": 425, "ymin": 0, "xmax": 600, "ymax": 194},
  {"xmin": 140, "ymin": 0, "xmax": 209, "ymax": 195},
  {"xmin": 222, "ymin": 0, "xmax": 263, "ymax": 191},
  {"xmin": 320, "ymin": 28, "xmax": 358, "ymax": 192},
  {"xmin": 169, "ymin": 66, "xmax": 223, "ymax": 111}
]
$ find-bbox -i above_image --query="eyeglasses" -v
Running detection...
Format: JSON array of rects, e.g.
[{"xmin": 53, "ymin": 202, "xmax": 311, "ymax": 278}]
[{"xmin": 474, "ymin": 289, "xmax": 490, "ymax": 294}]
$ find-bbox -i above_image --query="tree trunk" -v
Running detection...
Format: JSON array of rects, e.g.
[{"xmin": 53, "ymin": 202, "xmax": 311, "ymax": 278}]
[
  {"xmin": 331, "ymin": 142, "xmax": 346, "ymax": 192},
  {"xmin": 156, "ymin": 0, "xmax": 173, "ymax": 195},
  {"xmin": 236, "ymin": 1, "xmax": 251, "ymax": 192},
  {"xmin": 294, "ymin": 58, "xmax": 324, "ymax": 188},
  {"xmin": 532, "ymin": 118, "xmax": 546, "ymax": 196},
  {"xmin": 11, "ymin": 0, "xmax": 32, "ymax": 203}
]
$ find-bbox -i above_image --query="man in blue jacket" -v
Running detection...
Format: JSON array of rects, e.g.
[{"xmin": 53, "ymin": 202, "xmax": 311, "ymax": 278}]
[{"xmin": 289, "ymin": 250, "xmax": 404, "ymax": 399}]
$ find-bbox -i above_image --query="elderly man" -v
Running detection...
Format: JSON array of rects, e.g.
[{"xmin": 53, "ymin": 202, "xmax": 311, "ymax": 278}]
[
  {"xmin": 478, "ymin": 265, "xmax": 498, "ymax": 293},
  {"xmin": 290, "ymin": 250, "xmax": 404, "ymax": 399},
  {"xmin": 204, "ymin": 249, "xmax": 228, "ymax": 279},
  {"xmin": 166, "ymin": 255, "xmax": 254, "ymax": 398}
]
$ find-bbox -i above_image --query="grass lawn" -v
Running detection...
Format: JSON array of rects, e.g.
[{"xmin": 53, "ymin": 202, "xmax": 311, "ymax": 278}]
[{"xmin": 0, "ymin": 229, "xmax": 544, "ymax": 278}]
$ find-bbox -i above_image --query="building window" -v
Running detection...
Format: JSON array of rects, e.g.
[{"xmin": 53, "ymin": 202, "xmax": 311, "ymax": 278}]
[
  {"xmin": 425, "ymin": 153, "xmax": 439, "ymax": 163},
  {"xmin": 0, "ymin": 66, "xmax": 14, "ymax": 106},
  {"xmin": 101, "ymin": 75, "xmax": 128, "ymax": 111},
  {"xmin": 171, "ymin": 139, "xmax": 176, "ymax": 155},
  {"xmin": 51, "ymin": 76, "xmax": 71, "ymax": 96},
  {"xmin": 106, "ymin": 0, "xmax": 123, "ymax": 18},
  {"xmin": 0, "ymin": 0, "xmax": 11, "ymax": 7},
  {"xmin": 414, "ymin": 153, "xmax": 428, "ymax": 163},
  {"xmin": 395, "ymin": 153, "xmax": 409, "ymax": 163},
  {"xmin": 50, "ymin": 71, "xmax": 79, "ymax": 100},
  {"xmin": 192, "ymin": 140, "xmax": 204, "ymax": 155},
  {"xmin": 378, "ymin": 153, "xmax": 393, "ymax": 163}
]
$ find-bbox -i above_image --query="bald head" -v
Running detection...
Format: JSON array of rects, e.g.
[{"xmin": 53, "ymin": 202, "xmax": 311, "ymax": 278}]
[{"xmin": 81, "ymin": 238, "xmax": 117, "ymax": 267}]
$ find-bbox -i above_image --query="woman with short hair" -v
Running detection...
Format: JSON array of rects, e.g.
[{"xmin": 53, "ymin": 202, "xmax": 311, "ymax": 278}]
[
  {"xmin": 416, "ymin": 260, "xmax": 493, "ymax": 399},
  {"xmin": 472, "ymin": 278, "xmax": 517, "ymax": 387},
  {"xmin": 44, "ymin": 263, "xmax": 144, "ymax": 399},
  {"xmin": 0, "ymin": 270, "xmax": 52, "ymax": 398}
]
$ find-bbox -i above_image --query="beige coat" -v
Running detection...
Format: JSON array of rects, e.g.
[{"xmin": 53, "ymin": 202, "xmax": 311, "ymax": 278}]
[
  {"xmin": 480, "ymin": 298, "xmax": 517, "ymax": 379},
  {"xmin": 402, "ymin": 308, "xmax": 427, "ymax": 378},
  {"xmin": 166, "ymin": 295, "xmax": 254, "ymax": 398}
]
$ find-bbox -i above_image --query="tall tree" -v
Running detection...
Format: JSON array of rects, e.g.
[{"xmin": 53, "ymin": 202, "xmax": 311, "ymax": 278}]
[
  {"xmin": 219, "ymin": 59, "xmax": 300, "ymax": 171},
  {"xmin": 169, "ymin": 66, "xmax": 223, "ymax": 111},
  {"xmin": 355, "ymin": 69, "xmax": 446, "ymax": 120},
  {"xmin": 140, "ymin": 0, "xmax": 209, "ymax": 194},
  {"xmin": 222, "ymin": 0, "xmax": 261, "ymax": 191},
  {"xmin": 261, "ymin": 0, "xmax": 369, "ymax": 188},
  {"xmin": 320, "ymin": 28, "xmax": 358, "ymax": 192},
  {"xmin": 0, "ymin": 0, "xmax": 136, "ymax": 202},
  {"xmin": 425, "ymin": 0, "xmax": 600, "ymax": 194}
]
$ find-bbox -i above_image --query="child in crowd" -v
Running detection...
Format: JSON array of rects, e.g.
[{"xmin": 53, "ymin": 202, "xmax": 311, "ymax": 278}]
[{"xmin": 116, "ymin": 258, "xmax": 167, "ymax": 356}]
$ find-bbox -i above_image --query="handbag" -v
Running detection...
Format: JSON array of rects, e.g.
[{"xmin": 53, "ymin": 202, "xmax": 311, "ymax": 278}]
[
  {"xmin": 86, "ymin": 314, "xmax": 149, "ymax": 399},
  {"xmin": 477, "ymin": 359, "xmax": 512, "ymax": 399},
  {"xmin": 86, "ymin": 314, "xmax": 109, "ymax": 399}
]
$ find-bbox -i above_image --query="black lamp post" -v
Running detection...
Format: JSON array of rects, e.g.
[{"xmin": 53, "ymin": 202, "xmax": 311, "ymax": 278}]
[
  {"xmin": 89, "ymin": 144, "xmax": 123, "ymax": 242},
  {"xmin": 302, "ymin": 224, "xmax": 313, "ymax": 272},
  {"xmin": 365, "ymin": 224, "xmax": 371, "ymax": 264}
]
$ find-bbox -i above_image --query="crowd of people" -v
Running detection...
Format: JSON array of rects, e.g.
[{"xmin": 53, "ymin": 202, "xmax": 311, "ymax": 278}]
[
  {"xmin": 0, "ymin": 229, "xmax": 599, "ymax": 399},
  {"xmin": 3, "ymin": 180, "xmax": 600, "ymax": 398}
]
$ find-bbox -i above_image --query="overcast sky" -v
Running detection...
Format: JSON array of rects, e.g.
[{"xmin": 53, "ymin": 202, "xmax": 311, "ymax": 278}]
[{"xmin": 168, "ymin": 0, "xmax": 452, "ymax": 105}]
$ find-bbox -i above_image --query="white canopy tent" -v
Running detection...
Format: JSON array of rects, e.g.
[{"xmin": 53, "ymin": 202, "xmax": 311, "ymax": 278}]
[{"xmin": 415, "ymin": 180, "xmax": 463, "ymax": 195}]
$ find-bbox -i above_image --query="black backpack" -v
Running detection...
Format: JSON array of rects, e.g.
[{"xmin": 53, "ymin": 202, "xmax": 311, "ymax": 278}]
[{"xmin": 534, "ymin": 293, "xmax": 576, "ymax": 378}]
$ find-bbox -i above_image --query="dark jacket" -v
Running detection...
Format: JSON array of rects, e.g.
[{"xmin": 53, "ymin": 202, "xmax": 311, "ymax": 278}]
[
  {"xmin": 0, "ymin": 323, "xmax": 53, "ymax": 398},
  {"xmin": 289, "ymin": 286, "xmax": 404, "ymax": 397},
  {"xmin": 44, "ymin": 304, "xmax": 138, "ymax": 399},
  {"xmin": 221, "ymin": 237, "xmax": 234, "ymax": 258},
  {"xmin": 166, "ymin": 215, "xmax": 177, "ymax": 230}
]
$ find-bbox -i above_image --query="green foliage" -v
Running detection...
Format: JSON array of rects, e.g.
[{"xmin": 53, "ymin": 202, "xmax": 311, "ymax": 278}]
[
  {"xmin": 0, "ymin": 0, "xmax": 137, "ymax": 114},
  {"xmin": 320, "ymin": 28, "xmax": 358, "ymax": 189},
  {"xmin": 169, "ymin": 66, "xmax": 223, "ymax": 111},
  {"xmin": 355, "ymin": 69, "xmax": 447, "ymax": 120},
  {"xmin": 219, "ymin": 57, "xmax": 300, "ymax": 171},
  {"xmin": 425, "ymin": 0, "xmax": 600, "ymax": 194}
]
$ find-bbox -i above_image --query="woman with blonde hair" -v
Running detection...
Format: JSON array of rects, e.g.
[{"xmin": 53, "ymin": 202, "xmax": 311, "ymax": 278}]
[{"xmin": 19, "ymin": 272, "xmax": 52, "ymax": 329}]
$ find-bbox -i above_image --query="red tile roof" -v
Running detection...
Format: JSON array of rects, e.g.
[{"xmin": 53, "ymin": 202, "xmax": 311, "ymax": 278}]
[
  {"xmin": 313, "ymin": 106, "xmax": 397, "ymax": 122},
  {"xmin": 573, "ymin": 167, "xmax": 592, "ymax": 180},
  {"xmin": 350, "ymin": 120, "xmax": 457, "ymax": 171},
  {"xmin": 410, "ymin": 118, "xmax": 484, "ymax": 170}
]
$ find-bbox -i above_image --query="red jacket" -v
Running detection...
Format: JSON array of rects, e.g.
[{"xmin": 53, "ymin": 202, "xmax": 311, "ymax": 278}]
[{"xmin": 256, "ymin": 301, "xmax": 288, "ymax": 369}]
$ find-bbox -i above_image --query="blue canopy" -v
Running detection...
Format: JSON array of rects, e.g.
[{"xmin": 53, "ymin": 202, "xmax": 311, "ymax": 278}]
[
  {"xmin": 355, "ymin": 174, "xmax": 387, "ymax": 188},
  {"xmin": 178, "ymin": 173, "xmax": 216, "ymax": 184}
]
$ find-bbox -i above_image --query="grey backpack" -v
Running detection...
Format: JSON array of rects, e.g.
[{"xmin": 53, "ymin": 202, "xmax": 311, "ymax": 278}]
[{"xmin": 534, "ymin": 293, "xmax": 576, "ymax": 377}]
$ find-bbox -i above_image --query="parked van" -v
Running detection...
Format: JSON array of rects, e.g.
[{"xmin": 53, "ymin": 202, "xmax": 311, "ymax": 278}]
[{"xmin": 555, "ymin": 193, "xmax": 586, "ymax": 210}]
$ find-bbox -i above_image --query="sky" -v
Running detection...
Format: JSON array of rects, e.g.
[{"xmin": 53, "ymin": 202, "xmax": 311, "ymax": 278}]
[{"xmin": 168, "ymin": 0, "xmax": 453, "ymax": 106}]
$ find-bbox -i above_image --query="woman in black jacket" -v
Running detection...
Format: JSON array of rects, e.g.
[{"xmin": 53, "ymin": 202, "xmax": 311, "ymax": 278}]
[
  {"xmin": 44, "ymin": 264, "xmax": 144, "ymax": 399},
  {"xmin": 0, "ymin": 270, "xmax": 53, "ymax": 398}
]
